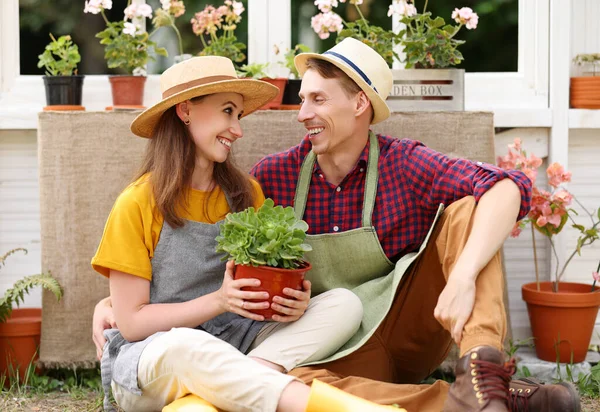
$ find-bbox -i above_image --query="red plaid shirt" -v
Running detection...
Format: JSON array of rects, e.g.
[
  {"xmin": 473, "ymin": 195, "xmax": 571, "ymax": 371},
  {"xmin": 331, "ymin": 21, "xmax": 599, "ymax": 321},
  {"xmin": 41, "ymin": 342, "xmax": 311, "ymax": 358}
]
[{"xmin": 250, "ymin": 134, "xmax": 532, "ymax": 261}]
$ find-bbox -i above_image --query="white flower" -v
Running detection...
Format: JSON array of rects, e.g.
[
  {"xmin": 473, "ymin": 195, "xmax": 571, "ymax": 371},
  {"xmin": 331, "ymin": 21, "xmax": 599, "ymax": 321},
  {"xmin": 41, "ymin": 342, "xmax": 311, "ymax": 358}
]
[
  {"xmin": 161, "ymin": 0, "xmax": 171, "ymax": 11},
  {"xmin": 231, "ymin": 0, "xmax": 244, "ymax": 16},
  {"xmin": 123, "ymin": 22, "xmax": 140, "ymax": 36},
  {"xmin": 311, "ymin": 11, "xmax": 343, "ymax": 40},
  {"xmin": 84, "ymin": 0, "xmax": 103, "ymax": 14},
  {"xmin": 314, "ymin": 0, "xmax": 338, "ymax": 13},
  {"xmin": 124, "ymin": 3, "xmax": 153, "ymax": 20},
  {"xmin": 387, "ymin": 1, "xmax": 416, "ymax": 18},
  {"xmin": 124, "ymin": 4, "xmax": 137, "ymax": 19},
  {"xmin": 452, "ymin": 7, "xmax": 478, "ymax": 29},
  {"xmin": 133, "ymin": 67, "xmax": 147, "ymax": 76},
  {"xmin": 102, "ymin": 0, "xmax": 112, "ymax": 10}
]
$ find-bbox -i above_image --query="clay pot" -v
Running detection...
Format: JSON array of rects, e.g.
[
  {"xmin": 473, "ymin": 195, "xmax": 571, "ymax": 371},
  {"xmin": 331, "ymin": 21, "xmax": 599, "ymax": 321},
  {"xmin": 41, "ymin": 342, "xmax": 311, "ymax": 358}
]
[
  {"xmin": 0, "ymin": 308, "xmax": 42, "ymax": 384},
  {"xmin": 259, "ymin": 78, "xmax": 288, "ymax": 110},
  {"xmin": 234, "ymin": 261, "xmax": 312, "ymax": 319},
  {"xmin": 108, "ymin": 75, "xmax": 147, "ymax": 107},
  {"xmin": 522, "ymin": 281, "xmax": 600, "ymax": 363},
  {"xmin": 570, "ymin": 76, "xmax": 600, "ymax": 109}
]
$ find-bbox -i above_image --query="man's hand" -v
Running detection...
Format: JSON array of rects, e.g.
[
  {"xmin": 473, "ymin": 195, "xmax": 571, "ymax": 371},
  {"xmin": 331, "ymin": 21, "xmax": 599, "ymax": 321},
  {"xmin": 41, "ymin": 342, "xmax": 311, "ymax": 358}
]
[
  {"xmin": 92, "ymin": 297, "xmax": 117, "ymax": 360},
  {"xmin": 218, "ymin": 261, "xmax": 269, "ymax": 321},
  {"xmin": 271, "ymin": 279, "xmax": 311, "ymax": 323},
  {"xmin": 434, "ymin": 274, "xmax": 476, "ymax": 346}
]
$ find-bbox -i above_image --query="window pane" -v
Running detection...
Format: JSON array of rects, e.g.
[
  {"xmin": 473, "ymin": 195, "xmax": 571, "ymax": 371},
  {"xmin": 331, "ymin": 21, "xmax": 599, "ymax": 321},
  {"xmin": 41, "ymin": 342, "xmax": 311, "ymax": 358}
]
[{"xmin": 291, "ymin": 0, "xmax": 518, "ymax": 72}]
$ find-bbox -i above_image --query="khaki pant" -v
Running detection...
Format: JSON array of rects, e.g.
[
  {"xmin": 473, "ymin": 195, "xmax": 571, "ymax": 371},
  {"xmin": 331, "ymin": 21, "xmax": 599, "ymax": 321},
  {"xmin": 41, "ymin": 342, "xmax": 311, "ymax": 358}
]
[
  {"xmin": 112, "ymin": 288, "xmax": 363, "ymax": 412},
  {"xmin": 289, "ymin": 196, "xmax": 507, "ymax": 412}
]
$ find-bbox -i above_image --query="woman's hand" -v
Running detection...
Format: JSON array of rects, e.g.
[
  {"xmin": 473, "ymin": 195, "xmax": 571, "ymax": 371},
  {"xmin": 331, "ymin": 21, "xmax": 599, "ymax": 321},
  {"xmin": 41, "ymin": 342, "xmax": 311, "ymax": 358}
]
[
  {"xmin": 271, "ymin": 279, "xmax": 311, "ymax": 323},
  {"xmin": 92, "ymin": 297, "xmax": 117, "ymax": 360},
  {"xmin": 218, "ymin": 261, "xmax": 269, "ymax": 321}
]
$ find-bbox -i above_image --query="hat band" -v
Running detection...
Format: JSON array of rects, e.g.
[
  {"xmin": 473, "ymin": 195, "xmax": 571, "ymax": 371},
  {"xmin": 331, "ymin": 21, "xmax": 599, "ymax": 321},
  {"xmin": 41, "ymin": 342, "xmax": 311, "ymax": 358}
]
[
  {"xmin": 162, "ymin": 75, "xmax": 237, "ymax": 98},
  {"xmin": 323, "ymin": 51, "xmax": 378, "ymax": 94}
]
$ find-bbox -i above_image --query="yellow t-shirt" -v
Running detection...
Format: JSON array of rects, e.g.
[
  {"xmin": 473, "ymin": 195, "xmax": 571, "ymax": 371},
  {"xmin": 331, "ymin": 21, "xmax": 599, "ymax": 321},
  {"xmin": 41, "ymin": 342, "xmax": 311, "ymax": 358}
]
[{"xmin": 91, "ymin": 174, "xmax": 265, "ymax": 281}]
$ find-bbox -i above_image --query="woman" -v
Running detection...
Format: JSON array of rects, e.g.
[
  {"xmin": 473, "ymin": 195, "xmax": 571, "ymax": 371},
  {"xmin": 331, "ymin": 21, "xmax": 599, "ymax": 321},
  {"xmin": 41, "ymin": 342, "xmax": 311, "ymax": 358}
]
[{"xmin": 92, "ymin": 56, "xmax": 400, "ymax": 412}]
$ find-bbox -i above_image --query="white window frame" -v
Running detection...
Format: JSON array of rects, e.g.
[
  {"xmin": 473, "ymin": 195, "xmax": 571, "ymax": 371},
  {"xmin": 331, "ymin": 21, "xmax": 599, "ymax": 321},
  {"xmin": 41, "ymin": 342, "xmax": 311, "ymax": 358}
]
[{"xmin": 1, "ymin": 0, "xmax": 550, "ymax": 129}]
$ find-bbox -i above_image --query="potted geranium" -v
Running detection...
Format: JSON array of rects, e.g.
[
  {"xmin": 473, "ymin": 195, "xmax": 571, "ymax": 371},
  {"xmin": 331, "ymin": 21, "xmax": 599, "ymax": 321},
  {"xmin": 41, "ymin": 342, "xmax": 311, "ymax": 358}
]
[
  {"xmin": 37, "ymin": 33, "xmax": 84, "ymax": 110},
  {"xmin": 0, "ymin": 248, "xmax": 63, "ymax": 385},
  {"xmin": 84, "ymin": 0, "xmax": 167, "ymax": 107},
  {"xmin": 215, "ymin": 199, "xmax": 313, "ymax": 319},
  {"xmin": 277, "ymin": 43, "xmax": 311, "ymax": 107},
  {"xmin": 571, "ymin": 53, "xmax": 600, "ymax": 109},
  {"xmin": 498, "ymin": 138, "xmax": 600, "ymax": 363},
  {"xmin": 310, "ymin": 0, "xmax": 479, "ymax": 110},
  {"xmin": 237, "ymin": 62, "xmax": 287, "ymax": 110}
]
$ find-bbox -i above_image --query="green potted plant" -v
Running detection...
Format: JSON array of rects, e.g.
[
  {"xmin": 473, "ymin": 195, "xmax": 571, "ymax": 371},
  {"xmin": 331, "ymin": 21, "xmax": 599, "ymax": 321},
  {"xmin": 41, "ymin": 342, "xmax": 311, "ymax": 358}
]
[
  {"xmin": 498, "ymin": 138, "xmax": 600, "ymax": 363},
  {"xmin": 37, "ymin": 33, "xmax": 84, "ymax": 110},
  {"xmin": 84, "ymin": 0, "xmax": 168, "ymax": 108},
  {"xmin": 0, "ymin": 248, "xmax": 63, "ymax": 384},
  {"xmin": 311, "ymin": 0, "xmax": 479, "ymax": 110},
  {"xmin": 277, "ymin": 43, "xmax": 311, "ymax": 107},
  {"xmin": 152, "ymin": 1, "xmax": 191, "ymax": 64},
  {"xmin": 215, "ymin": 199, "xmax": 313, "ymax": 319},
  {"xmin": 571, "ymin": 53, "xmax": 600, "ymax": 109},
  {"xmin": 237, "ymin": 62, "xmax": 288, "ymax": 110}
]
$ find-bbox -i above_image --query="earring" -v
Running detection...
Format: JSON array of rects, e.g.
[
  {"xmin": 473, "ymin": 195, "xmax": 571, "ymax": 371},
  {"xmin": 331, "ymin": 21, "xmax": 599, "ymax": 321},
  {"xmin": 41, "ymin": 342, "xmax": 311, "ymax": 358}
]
[{"xmin": 183, "ymin": 118, "xmax": 191, "ymax": 125}]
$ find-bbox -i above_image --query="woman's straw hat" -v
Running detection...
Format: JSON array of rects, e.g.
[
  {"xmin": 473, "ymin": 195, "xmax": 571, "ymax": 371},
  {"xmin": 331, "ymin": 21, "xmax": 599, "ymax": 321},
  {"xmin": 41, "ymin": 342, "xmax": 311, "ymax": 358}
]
[
  {"xmin": 131, "ymin": 56, "xmax": 279, "ymax": 138},
  {"xmin": 294, "ymin": 37, "xmax": 392, "ymax": 124}
]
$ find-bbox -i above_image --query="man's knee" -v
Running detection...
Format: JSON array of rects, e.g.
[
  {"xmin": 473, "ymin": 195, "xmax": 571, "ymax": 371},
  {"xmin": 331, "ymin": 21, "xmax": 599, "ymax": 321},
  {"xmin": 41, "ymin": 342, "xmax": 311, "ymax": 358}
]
[{"xmin": 319, "ymin": 288, "xmax": 363, "ymax": 332}]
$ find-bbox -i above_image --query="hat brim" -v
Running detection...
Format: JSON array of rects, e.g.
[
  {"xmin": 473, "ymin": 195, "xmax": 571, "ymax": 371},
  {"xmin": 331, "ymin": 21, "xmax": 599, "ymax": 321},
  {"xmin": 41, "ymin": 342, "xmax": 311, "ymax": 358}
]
[
  {"xmin": 130, "ymin": 78, "xmax": 279, "ymax": 138},
  {"xmin": 295, "ymin": 53, "xmax": 390, "ymax": 125}
]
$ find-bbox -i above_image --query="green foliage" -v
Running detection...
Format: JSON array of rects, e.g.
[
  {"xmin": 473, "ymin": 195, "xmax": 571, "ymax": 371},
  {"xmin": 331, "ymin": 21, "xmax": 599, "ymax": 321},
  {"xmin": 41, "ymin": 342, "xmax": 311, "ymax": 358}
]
[
  {"xmin": 199, "ymin": 35, "xmax": 246, "ymax": 64},
  {"xmin": 280, "ymin": 44, "xmax": 311, "ymax": 78},
  {"xmin": 399, "ymin": 13, "xmax": 465, "ymax": 69},
  {"xmin": 0, "ymin": 248, "xmax": 63, "ymax": 323},
  {"xmin": 237, "ymin": 62, "xmax": 270, "ymax": 79},
  {"xmin": 37, "ymin": 33, "xmax": 81, "ymax": 76},
  {"xmin": 96, "ymin": 21, "xmax": 168, "ymax": 74},
  {"xmin": 337, "ymin": 20, "xmax": 403, "ymax": 68},
  {"xmin": 216, "ymin": 199, "xmax": 312, "ymax": 269}
]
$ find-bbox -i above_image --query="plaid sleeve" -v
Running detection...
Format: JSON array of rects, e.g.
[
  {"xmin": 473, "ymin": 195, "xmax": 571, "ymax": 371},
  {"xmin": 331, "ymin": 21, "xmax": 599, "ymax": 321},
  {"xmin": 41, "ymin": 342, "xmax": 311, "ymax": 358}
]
[{"xmin": 401, "ymin": 139, "xmax": 532, "ymax": 220}]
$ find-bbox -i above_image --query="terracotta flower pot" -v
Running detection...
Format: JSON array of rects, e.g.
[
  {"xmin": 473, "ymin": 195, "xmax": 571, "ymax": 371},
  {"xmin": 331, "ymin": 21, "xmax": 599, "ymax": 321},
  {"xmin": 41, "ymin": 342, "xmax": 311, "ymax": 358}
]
[
  {"xmin": 0, "ymin": 308, "xmax": 42, "ymax": 384},
  {"xmin": 570, "ymin": 76, "xmax": 600, "ymax": 109},
  {"xmin": 234, "ymin": 261, "xmax": 312, "ymax": 319},
  {"xmin": 259, "ymin": 78, "xmax": 287, "ymax": 110},
  {"xmin": 522, "ymin": 281, "xmax": 600, "ymax": 363},
  {"xmin": 108, "ymin": 75, "xmax": 147, "ymax": 107}
]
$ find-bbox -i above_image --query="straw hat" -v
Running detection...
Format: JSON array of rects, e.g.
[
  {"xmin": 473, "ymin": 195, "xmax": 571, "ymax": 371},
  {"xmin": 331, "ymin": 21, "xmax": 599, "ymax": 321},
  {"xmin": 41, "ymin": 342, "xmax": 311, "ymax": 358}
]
[
  {"xmin": 294, "ymin": 38, "xmax": 393, "ymax": 124},
  {"xmin": 130, "ymin": 56, "xmax": 279, "ymax": 138}
]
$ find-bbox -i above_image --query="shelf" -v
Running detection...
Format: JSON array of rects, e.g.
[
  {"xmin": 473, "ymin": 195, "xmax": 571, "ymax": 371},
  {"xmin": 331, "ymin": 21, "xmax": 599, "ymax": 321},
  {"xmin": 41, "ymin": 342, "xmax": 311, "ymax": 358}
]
[{"xmin": 569, "ymin": 109, "xmax": 600, "ymax": 129}]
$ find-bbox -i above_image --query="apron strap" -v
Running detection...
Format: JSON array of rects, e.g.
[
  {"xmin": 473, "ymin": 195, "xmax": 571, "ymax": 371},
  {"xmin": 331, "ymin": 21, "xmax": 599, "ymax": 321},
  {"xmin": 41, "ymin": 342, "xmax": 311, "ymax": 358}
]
[{"xmin": 293, "ymin": 131, "xmax": 380, "ymax": 227}]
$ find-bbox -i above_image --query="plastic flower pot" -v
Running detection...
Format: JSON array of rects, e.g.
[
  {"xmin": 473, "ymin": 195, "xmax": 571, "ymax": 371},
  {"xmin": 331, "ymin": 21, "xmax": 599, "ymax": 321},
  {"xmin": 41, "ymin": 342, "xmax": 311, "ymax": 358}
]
[
  {"xmin": 0, "ymin": 308, "xmax": 42, "ymax": 385},
  {"xmin": 522, "ymin": 281, "xmax": 600, "ymax": 363},
  {"xmin": 281, "ymin": 78, "xmax": 301, "ymax": 107},
  {"xmin": 42, "ymin": 75, "xmax": 85, "ymax": 107},
  {"xmin": 234, "ymin": 261, "xmax": 312, "ymax": 319}
]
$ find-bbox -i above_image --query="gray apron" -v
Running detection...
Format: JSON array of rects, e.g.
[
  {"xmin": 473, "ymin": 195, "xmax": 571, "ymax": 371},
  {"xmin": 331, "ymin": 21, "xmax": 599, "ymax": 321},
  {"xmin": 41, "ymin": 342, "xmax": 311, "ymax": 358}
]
[
  {"xmin": 294, "ymin": 131, "xmax": 444, "ymax": 366},
  {"xmin": 101, "ymin": 217, "xmax": 264, "ymax": 410}
]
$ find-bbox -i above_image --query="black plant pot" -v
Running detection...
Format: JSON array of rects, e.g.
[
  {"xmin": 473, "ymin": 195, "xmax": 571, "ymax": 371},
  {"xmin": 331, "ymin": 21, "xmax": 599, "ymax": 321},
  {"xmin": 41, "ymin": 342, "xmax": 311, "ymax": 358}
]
[
  {"xmin": 281, "ymin": 78, "xmax": 301, "ymax": 105},
  {"xmin": 42, "ymin": 75, "xmax": 85, "ymax": 106}
]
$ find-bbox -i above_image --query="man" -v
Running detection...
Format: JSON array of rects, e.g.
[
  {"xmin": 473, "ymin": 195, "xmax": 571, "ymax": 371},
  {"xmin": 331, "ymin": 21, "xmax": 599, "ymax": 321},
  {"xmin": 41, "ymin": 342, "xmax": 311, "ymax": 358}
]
[{"xmin": 94, "ymin": 38, "xmax": 580, "ymax": 411}]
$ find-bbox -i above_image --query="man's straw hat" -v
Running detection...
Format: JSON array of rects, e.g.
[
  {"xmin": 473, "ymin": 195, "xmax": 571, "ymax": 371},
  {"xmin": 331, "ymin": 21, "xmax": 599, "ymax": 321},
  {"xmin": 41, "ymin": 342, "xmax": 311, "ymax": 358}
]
[
  {"xmin": 131, "ymin": 56, "xmax": 279, "ymax": 138},
  {"xmin": 294, "ymin": 37, "xmax": 392, "ymax": 124}
]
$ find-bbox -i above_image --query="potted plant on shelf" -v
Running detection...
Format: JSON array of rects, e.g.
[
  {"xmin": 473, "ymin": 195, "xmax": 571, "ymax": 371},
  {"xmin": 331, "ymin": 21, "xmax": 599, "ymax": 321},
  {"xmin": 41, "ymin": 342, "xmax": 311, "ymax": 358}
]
[
  {"xmin": 311, "ymin": 0, "xmax": 479, "ymax": 111},
  {"xmin": 277, "ymin": 43, "xmax": 311, "ymax": 108},
  {"xmin": 571, "ymin": 53, "xmax": 600, "ymax": 109},
  {"xmin": 37, "ymin": 33, "xmax": 85, "ymax": 111},
  {"xmin": 215, "ymin": 199, "xmax": 313, "ymax": 319},
  {"xmin": 237, "ymin": 63, "xmax": 287, "ymax": 110},
  {"xmin": 84, "ymin": 0, "xmax": 168, "ymax": 108},
  {"xmin": 0, "ymin": 248, "xmax": 63, "ymax": 385},
  {"xmin": 498, "ymin": 138, "xmax": 600, "ymax": 363}
]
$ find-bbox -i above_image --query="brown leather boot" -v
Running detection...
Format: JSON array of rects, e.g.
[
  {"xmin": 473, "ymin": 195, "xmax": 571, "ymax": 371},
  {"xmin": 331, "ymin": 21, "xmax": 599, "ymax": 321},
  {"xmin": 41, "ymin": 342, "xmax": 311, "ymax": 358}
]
[
  {"xmin": 443, "ymin": 346, "xmax": 515, "ymax": 411},
  {"xmin": 508, "ymin": 377, "xmax": 581, "ymax": 412}
]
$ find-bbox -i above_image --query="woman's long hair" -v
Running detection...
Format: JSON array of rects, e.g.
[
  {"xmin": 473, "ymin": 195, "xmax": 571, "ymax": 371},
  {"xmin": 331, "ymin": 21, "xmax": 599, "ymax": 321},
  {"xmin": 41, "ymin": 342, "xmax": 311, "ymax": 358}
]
[{"xmin": 132, "ymin": 96, "xmax": 255, "ymax": 228}]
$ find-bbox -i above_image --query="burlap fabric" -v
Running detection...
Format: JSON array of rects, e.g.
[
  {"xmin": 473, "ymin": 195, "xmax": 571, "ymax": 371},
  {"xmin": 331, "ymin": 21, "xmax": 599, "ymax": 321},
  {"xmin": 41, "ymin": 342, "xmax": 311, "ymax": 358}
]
[{"xmin": 37, "ymin": 110, "xmax": 498, "ymax": 368}]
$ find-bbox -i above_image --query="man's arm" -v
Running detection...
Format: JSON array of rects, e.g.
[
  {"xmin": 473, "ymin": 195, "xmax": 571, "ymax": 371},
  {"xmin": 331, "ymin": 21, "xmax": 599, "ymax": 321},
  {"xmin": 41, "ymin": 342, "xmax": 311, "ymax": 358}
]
[{"xmin": 433, "ymin": 178, "xmax": 521, "ymax": 344}]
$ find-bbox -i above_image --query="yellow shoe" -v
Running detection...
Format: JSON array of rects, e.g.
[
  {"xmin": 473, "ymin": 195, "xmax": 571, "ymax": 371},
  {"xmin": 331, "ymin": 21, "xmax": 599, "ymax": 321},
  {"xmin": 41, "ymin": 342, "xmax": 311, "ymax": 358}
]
[
  {"xmin": 306, "ymin": 379, "xmax": 407, "ymax": 412},
  {"xmin": 162, "ymin": 394, "xmax": 220, "ymax": 412}
]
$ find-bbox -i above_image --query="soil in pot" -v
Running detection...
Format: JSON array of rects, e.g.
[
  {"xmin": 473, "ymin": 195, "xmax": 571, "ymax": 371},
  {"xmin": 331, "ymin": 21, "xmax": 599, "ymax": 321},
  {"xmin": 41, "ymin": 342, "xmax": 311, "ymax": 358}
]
[
  {"xmin": 42, "ymin": 75, "xmax": 85, "ymax": 107},
  {"xmin": 0, "ymin": 308, "xmax": 42, "ymax": 385},
  {"xmin": 234, "ymin": 261, "xmax": 312, "ymax": 319},
  {"xmin": 522, "ymin": 281, "xmax": 600, "ymax": 363}
]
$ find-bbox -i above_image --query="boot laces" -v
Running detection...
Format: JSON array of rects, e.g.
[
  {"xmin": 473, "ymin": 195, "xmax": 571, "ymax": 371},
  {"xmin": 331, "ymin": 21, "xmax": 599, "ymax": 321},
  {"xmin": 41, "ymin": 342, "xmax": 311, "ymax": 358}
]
[{"xmin": 473, "ymin": 357, "xmax": 516, "ymax": 404}]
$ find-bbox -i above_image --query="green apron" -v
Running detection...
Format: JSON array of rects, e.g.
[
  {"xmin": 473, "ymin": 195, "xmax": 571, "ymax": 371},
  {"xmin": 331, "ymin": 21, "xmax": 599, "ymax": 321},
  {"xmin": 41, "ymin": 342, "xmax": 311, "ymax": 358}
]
[{"xmin": 294, "ymin": 131, "xmax": 444, "ymax": 365}]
